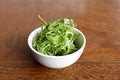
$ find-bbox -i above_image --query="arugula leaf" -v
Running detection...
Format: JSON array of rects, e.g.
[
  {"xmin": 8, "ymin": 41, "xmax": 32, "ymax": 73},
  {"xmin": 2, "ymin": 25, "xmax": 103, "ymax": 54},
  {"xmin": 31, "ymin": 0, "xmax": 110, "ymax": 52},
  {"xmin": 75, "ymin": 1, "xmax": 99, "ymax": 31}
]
[{"xmin": 33, "ymin": 16, "xmax": 78, "ymax": 56}]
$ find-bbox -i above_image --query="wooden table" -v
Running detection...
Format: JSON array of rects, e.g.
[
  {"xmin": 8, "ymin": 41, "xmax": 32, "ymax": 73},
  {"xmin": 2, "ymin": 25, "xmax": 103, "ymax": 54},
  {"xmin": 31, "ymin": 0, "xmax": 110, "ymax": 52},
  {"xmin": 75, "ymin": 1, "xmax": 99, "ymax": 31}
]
[{"xmin": 0, "ymin": 0, "xmax": 120, "ymax": 80}]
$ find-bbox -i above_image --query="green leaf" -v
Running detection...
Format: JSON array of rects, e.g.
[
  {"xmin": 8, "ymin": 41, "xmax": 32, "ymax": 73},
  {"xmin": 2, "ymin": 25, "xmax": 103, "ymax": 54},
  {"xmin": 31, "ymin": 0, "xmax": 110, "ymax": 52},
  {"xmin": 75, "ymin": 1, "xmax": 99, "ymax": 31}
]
[{"xmin": 32, "ymin": 16, "xmax": 78, "ymax": 56}]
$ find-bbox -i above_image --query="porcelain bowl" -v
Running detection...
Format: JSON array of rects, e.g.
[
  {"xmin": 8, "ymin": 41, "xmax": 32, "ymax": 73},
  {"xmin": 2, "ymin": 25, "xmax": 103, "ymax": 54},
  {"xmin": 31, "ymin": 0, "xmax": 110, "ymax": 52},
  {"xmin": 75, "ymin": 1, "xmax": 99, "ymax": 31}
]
[{"xmin": 28, "ymin": 27, "xmax": 86, "ymax": 69}]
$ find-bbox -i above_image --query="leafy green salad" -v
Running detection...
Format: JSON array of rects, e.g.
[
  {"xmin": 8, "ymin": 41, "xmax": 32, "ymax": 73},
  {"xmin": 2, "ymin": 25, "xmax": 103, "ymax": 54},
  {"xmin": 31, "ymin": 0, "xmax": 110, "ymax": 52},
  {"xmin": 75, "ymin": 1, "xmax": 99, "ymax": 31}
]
[{"xmin": 32, "ymin": 15, "xmax": 78, "ymax": 56}]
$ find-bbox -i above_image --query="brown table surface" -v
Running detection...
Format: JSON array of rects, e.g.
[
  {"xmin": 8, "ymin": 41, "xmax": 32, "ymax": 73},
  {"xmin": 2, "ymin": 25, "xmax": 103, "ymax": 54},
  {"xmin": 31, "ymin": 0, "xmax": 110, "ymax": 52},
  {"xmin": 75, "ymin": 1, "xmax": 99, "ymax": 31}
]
[{"xmin": 0, "ymin": 0, "xmax": 120, "ymax": 80}]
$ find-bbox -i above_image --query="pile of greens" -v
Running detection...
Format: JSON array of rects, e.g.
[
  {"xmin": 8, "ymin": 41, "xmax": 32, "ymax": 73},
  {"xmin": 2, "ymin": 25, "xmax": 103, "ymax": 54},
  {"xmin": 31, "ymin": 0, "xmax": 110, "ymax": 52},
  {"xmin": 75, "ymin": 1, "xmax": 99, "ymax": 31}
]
[{"xmin": 32, "ymin": 15, "xmax": 78, "ymax": 56}]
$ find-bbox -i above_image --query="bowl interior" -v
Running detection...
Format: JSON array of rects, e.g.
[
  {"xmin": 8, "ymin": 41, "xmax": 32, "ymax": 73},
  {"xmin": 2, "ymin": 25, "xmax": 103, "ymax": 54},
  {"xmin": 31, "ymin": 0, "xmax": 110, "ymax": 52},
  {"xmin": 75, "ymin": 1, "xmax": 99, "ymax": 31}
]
[
  {"xmin": 28, "ymin": 27, "xmax": 85, "ymax": 57},
  {"xmin": 70, "ymin": 27, "xmax": 84, "ymax": 49}
]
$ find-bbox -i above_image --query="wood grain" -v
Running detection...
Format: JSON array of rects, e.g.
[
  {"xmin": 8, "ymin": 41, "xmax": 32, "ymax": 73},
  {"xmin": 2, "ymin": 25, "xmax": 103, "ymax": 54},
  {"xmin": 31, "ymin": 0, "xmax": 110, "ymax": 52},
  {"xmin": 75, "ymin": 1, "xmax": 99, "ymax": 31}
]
[{"xmin": 0, "ymin": 0, "xmax": 120, "ymax": 80}]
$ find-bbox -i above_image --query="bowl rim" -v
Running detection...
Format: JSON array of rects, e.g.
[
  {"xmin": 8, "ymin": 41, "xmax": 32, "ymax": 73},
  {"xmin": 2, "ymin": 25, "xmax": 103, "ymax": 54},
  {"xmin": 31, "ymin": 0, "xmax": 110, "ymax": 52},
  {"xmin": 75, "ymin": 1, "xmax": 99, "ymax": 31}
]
[{"xmin": 28, "ymin": 27, "xmax": 86, "ymax": 58}]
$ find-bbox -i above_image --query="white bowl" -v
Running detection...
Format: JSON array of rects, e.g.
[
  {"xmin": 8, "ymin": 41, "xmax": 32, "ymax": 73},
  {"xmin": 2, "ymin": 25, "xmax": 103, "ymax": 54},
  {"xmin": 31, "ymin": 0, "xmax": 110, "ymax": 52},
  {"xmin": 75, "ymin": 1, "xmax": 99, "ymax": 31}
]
[{"xmin": 28, "ymin": 27, "xmax": 86, "ymax": 69}]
